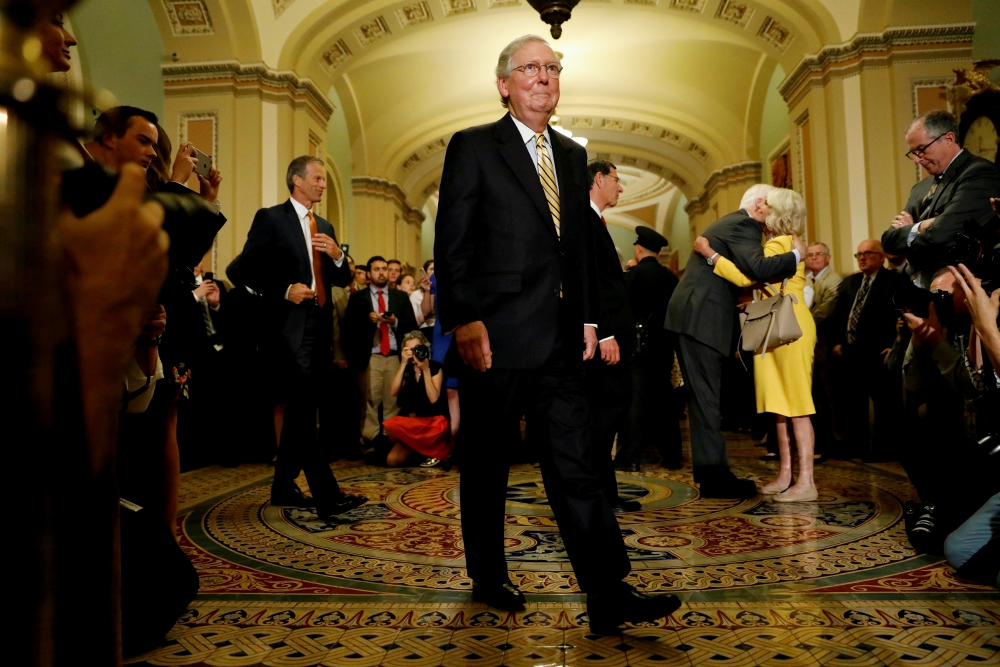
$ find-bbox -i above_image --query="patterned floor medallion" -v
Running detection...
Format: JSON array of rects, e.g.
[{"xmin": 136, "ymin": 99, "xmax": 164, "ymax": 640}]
[{"xmin": 126, "ymin": 433, "xmax": 1000, "ymax": 666}]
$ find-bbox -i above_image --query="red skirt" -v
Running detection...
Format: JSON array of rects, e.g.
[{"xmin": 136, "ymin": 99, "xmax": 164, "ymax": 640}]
[{"xmin": 382, "ymin": 415, "xmax": 452, "ymax": 460}]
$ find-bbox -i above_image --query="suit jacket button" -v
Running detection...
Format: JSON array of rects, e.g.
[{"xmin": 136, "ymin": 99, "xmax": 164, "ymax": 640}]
[{"xmin": 553, "ymin": 288, "xmax": 560, "ymax": 296}]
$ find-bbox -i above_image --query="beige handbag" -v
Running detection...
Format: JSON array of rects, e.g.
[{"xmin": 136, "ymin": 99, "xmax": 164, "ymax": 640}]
[{"xmin": 738, "ymin": 279, "xmax": 802, "ymax": 358}]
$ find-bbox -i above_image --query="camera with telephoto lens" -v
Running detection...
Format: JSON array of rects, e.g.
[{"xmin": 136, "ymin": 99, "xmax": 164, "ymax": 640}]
[
  {"xmin": 412, "ymin": 344, "xmax": 430, "ymax": 361},
  {"xmin": 61, "ymin": 163, "xmax": 221, "ymax": 270},
  {"xmin": 891, "ymin": 282, "xmax": 954, "ymax": 321}
]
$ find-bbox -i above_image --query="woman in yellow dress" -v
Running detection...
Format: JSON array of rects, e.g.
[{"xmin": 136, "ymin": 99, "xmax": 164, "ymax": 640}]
[{"xmin": 691, "ymin": 188, "xmax": 818, "ymax": 502}]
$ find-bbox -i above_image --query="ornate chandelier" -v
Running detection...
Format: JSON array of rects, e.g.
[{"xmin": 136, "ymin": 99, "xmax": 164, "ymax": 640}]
[{"xmin": 527, "ymin": 0, "xmax": 581, "ymax": 39}]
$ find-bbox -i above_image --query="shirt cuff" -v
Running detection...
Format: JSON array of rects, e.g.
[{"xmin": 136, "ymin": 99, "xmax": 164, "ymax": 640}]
[
  {"xmin": 792, "ymin": 249, "xmax": 801, "ymax": 264},
  {"xmin": 284, "ymin": 285, "xmax": 292, "ymax": 300},
  {"xmin": 599, "ymin": 335, "xmax": 615, "ymax": 343},
  {"xmin": 584, "ymin": 323, "xmax": 598, "ymax": 329},
  {"xmin": 907, "ymin": 223, "xmax": 921, "ymax": 247},
  {"xmin": 333, "ymin": 253, "xmax": 345, "ymax": 268}
]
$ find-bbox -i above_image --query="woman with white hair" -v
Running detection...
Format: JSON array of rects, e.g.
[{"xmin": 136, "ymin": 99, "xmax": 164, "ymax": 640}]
[{"xmin": 692, "ymin": 187, "xmax": 818, "ymax": 502}]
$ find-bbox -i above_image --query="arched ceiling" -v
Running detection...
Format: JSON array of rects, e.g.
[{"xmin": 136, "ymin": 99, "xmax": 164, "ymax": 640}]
[{"xmin": 150, "ymin": 0, "xmax": 961, "ymax": 207}]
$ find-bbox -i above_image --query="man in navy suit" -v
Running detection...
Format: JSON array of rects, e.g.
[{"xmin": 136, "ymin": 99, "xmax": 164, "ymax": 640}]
[
  {"xmin": 241, "ymin": 156, "xmax": 366, "ymax": 520},
  {"xmin": 435, "ymin": 34, "xmax": 679, "ymax": 632}
]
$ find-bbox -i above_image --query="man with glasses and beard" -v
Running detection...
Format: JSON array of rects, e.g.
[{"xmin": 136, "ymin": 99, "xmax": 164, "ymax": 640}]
[{"xmin": 882, "ymin": 110, "xmax": 1000, "ymax": 284}]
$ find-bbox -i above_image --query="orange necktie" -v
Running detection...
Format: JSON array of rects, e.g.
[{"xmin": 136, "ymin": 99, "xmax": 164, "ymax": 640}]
[{"xmin": 307, "ymin": 210, "xmax": 327, "ymax": 307}]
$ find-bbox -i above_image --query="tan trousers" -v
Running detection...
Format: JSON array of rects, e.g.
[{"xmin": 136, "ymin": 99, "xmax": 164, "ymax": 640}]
[{"xmin": 360, "ymin": 354, "xmax": 400, "ymax": 442}]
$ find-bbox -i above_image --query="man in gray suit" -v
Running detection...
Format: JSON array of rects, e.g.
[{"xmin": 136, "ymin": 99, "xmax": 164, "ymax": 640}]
[
  {"xmin": 805, "ymin": 242, "xmax": 842, "ymax": 455},
  {"xmin": 665, "ymin": 184, "xmax": 805, "ymax": 498}
]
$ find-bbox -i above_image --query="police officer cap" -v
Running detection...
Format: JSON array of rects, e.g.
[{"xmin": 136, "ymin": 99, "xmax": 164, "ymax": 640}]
[{"xmin": 634, "ymin": 226, "xmax": 668, "ymax": 252}]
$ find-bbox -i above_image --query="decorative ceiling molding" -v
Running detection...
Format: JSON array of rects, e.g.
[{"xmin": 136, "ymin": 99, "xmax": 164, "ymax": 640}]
[
  {"xmin": 396, "ymin": 2, "xmax": 434, "ymax": 28},
  {"xmin": 161, "ymin": 0, "xmax": 213, "ymax": 36},
  {"xmin": 779, "ymin": 23, "xmax": 975, "ymax": 108},
  {"xmin": 440, "ymin": 0, "xmax": 476, "ymax": 17},
  {"xmin": 400, "ymin": 137, "xmax": 449, "ymax": 174},
  {"xmin": 570, "ymin": 115, "xmax": 710, "ymax": 164},
  {"xmin": 353, "ymin": 176, "xmax": 426, "ymax": 225},
  {"xmin": 354, "ymin": 16, "xmax": 392, "ymax": 46},
  {"xmin": 590, "ymin": 150, "xmax": 686, "ymax": 191},
  {"xmin": 272, "ymin": 0, "xmax": 295, "ymax": 18},
  {"xmin": 162, "ymin": 61, "xmax": 336, "ymax": 124},
  {"xmin": 757, "ymin": 16, "xmax": 793, "ymax": 54},
  {"xmin": 669, "ymin": 0, "xmax": 705, "ymax": 13},
  {"xmin": 320, "ymin": 40, "xmax": 353, "ymax": 74},
  {"xmin": 684, "ymin": 161, "xmax": 760, "ymax": 216},
  {"xmin": 487, "ymin": 0, "xmax": 520, "ymax": 7},
  {"xmin": 715, "ymin": 0, "xmax": 752, "ymax": 29}
]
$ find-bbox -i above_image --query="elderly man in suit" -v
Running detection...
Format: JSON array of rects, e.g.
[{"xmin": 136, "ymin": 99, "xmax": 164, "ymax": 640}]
[
  {"xmin": 829, "ymin": 239, "xmax": 905, "ymax": 460},
  {"xmin": 804, "ymin": 242, "xmax": 842, "ymax": 455},
  {"xmin": 665, "ymin": 184, "xmax": 805, "ymax": 498},
  {"xmin": 343, "ymin": 256, "xmax": 419, "ymax": 446},
  {"xmin": 584, "ymin": 159, "xmax": 641, "ymax": 513},
  {"xmin": 241, "ymin": 156, "xmax": 367, "ymax": 520},
  {"xmin": 882, "ymin": 110, "xmax": 1000, "ymax": 284},
  {"xmin": 435, "ymin": 34, "xmax": 680, "ymax": 632}
]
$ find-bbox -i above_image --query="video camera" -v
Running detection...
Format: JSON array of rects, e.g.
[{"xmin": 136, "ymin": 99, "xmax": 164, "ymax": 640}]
[{"xmin": 61, "ymin": 163, "xmax": 222, "ymax": 270}]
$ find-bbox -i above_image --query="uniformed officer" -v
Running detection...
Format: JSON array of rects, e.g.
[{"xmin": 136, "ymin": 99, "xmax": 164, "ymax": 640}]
[{"xmin": 617, "ymin": 226, "xmax": 681, "ymax": 470}]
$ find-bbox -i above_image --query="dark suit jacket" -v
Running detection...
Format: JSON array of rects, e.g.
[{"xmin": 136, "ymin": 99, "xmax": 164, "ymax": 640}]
[
  {"xmin": 434, "ymin": 113, "xmax": 597, "ymax": 370},
  {"xmin": 239, "ymin": 199, "xmax": 351, "ymax": 364},
  {"xmin": 589, "ymin": 208, "xmax": 636, "ymax": 358},
  {"xmin": 882, "ymin": 151, "xmax": 1000, "ymax": 273},
  {"xmin": 829, "ymin": 268, "xmax": 903, "ymax": 357},
  {"xmin": 625, "ymin": 256, "xmax": 678, "ymax": 353},
  {"xmin": 664, "ymin": 209, "xmax": 797, "ymax": 355},
  {"xmin": 343, "ymin": 287, "xmax": 419, "ymax": 372}
]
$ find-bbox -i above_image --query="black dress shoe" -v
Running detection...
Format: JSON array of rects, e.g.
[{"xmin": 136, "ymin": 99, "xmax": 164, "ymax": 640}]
[
  {"xmin": 270, "ymin": 485, "xmax": 314, "ymax": 507},
  {"xmin": 472, "ymin": 580, "xmax": 526, "ymax": 611},
  {"xmin": 317, "ymin": 494, "xmax": 367, "ymax": 520},
  {"xmin": 699, "ymin": 477, "xmax": 757, "ymax": 499},
  {"xmin": 587, "ymin": 585, "xmax": 682, "ymax": 634},
  {"xmin": 612, "ymin": 497, "xmax": 642, "ymax": 513}
]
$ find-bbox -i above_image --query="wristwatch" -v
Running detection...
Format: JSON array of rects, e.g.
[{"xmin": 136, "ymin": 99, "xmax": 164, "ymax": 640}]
[{"xmin": 706, "ymin": 252, "xmax": 719, "ymax": 266}]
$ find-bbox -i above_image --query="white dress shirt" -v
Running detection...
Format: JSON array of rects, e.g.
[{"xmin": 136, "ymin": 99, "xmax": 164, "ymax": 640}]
[
  {"xmin": 285, "ymin": 197, "xmax": 345, "ymax": 300},
  {"xmin": 803, "ymin": 265, "xmax": 829, "ymax": 309},
  {"xmin": 510, "ymin": 115, "xmax": 559, "ymax": 191}
]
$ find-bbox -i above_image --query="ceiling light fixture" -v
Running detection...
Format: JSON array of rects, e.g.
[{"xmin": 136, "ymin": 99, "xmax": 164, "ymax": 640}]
[{"xmin": 527, "ymin": 0, "xmax": 580, "ymax": 39}]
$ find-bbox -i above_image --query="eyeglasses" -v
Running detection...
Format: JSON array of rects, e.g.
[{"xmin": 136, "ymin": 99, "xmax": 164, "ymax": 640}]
[
  {"xmin": 512, "ymin": 62, "xmax": 563, "ymax": 78},
  {"xmin": 853, "ymin": 251, "xmax": 882, "ymax": 259},
  {"xmin": 905, "ymin": 133, "xmax": 948, "ymax": 159}
]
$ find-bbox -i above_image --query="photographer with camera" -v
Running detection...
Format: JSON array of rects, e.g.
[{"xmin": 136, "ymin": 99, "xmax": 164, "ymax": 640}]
[
  {"xmin": 381, "ymin": 331, "xmax": 451, "ymax": 467},
  {"xmin": 898, "ymin": 264, "xmax": 1000, "ymax": 554}
]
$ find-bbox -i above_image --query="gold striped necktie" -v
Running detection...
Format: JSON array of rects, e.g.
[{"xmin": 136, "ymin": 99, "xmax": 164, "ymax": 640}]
[{"xmin": 535, "ymin": 133, "xmax": 560, "ymax": 238}]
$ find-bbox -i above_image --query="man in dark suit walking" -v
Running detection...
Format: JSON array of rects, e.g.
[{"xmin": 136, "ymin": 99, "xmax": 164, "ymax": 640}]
[
  {"xmin": 583, "ymin": 159, "xmax": 640, "ymax": 512},
  {"xmin": 343, "ymin": 256, "xmax": 419, "ymax": 447},
  {"xmin": 621, "ymin": 226, "xmax": 681, "ymax": 470},
  {"xmin": 435, "ymin": 34, "xmax": 679, "ymax": 632},
  {"xmin": 241, "ymin": 156, "xmax": 366, "ymax": 520},
  {"xmin": 829, "ymin": 239, "xmax": 904, "ymax": 460},
  {"xmin": 882, "ymin": 110, "xmax": 1000, "ymax": 283},
  {"xmin": 665, "ymin": 184, "xmax": 804, "ymax": 498}
]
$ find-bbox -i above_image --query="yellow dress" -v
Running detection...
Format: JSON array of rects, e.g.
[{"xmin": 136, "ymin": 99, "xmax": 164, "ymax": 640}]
[{"xmin": 713, "ymin": 235, "xmax": 816, "ymax": 417}]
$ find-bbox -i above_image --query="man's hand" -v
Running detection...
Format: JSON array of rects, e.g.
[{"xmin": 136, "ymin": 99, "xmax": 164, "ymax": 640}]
[
  {"xmin": 832, "ymin": 344, "xmax": 843, "ymax": 357},
  {"xmin": 917, "ymin": 217, "xmax": 935, "ymax": 233},
  {"xmin": 368, "ymin": 311, "xmax": 396, "ymax": 326},
  {"xmin": 205, "ymin": 281, "xmax": 220, "ymax": 308},
  {"xmin": 881, "ymin": 347, "xmax": 892, "ymax": 365},
  {"xmin": 455, "ymin": 321, "xmax": 492, "ymax": 372},
  {"xmin": 599, "ymin": 337, "xmax": 620, "ymax": 365},
  {"xmin": 193, "ymin": 281, "xmax": 213, "ymax": 300},
  {"xmin": 198, "ymin": 167, "xmax": 222, "ymax": 203},
  {"xmin": 170, "ymin": 143, "xmax": 197, "ymax": 185},
  {"xmin": 335, "ymin": 359, "xmax": 349, "ymax": 370},
  {"xmin": 692, "ymin": 235, "xmax": 713, "ymax": 258},
  {"xmin": 891, "ymin": 210, "xmax": 914, "ymax": 229},
  {"xmin": 904, "ymin": 303, "xmax": 945, "ymax": 348},
  {"xmin": 583, "ymin": 325, "xmax": 598, "ymax": 361},
  {"xmin": 792, "ymin": 233, "xmax": 807, "ymax": 259},
  {"xmin": 950, "ymin": 264, "xmax": 999, "ymax": 337},
  {"xmin": 141, "ymin": 304, "xmax": 167, "ymax": 340},
  {"xmin": 287, "ymin": 283, "xmax": 316, "ymax": 304},
  {"xmin": 312, "ymin": 232, "xmax": 343, "ymax": 260}
]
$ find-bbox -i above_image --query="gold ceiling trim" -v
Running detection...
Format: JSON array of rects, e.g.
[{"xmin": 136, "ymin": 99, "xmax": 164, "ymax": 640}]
[
  {"xmin": 161, "ymin": 0, "xmax": 214, "ymax": 36},
  {"xmin": 779, "ymin": 23, "xmax": 975, "ymax": 108},
  {"xmin": 684, "ymin": 160, "xmax": 760, "ymax": 215},
  {"xmin": 572, "ymin": 115, "xmax": 710, "ymax": 164},
  {"xmin": 591, "ymin": 150, "xmax": 686, "ymax": 191},
  {"xmin": 162, "ymin": 61, "xmax": 336, "ymax": 123}
]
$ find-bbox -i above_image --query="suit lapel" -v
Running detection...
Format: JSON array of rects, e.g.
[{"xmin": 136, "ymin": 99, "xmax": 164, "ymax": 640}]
[
  {"xmin": 927, "ymin": 151, "xmax": 970, "ymax": 215},
  {"xmin": 496, "ymin": 114, "xmax": 558, "ymax": 238},
  {"xmin": 284, "ymin": 200, "xmax": 312, "ymax": 280},
  {"xmin": 590, "ymin": 208, "xmax": 615, "ymax": 254}
]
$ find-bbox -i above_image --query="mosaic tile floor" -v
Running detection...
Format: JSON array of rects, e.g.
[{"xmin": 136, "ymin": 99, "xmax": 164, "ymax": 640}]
[{"xmin": 126, "ymin": 432, "xmax": 1000, "ymax": 666}]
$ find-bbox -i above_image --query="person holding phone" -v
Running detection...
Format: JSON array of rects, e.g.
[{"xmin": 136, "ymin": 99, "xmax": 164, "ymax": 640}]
[
  {"xmin": 381, "ymin": 332, "xmax": 451, "ymax": 467},
  {"xmin": 344, "ymin": 257, "xmax": 419, "ymax": 448}
]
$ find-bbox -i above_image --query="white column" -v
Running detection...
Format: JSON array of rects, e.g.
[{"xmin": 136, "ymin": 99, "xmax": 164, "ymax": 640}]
[
  {"xmin": 260, "ymin": 100, "xmax": 279, "ymax": 208},
  {"xmin": 842, "ymin": 74, "xmax": 870, "ymax": 250}
]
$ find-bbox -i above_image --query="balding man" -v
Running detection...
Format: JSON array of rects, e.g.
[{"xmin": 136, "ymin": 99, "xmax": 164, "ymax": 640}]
[
  {"xmin": 830, "ymin": 239, "xmax": 905, "ymax": 460},
  {"xmin": 882, "ymin": 110, "xmax": 1000, "ymax": 282},
  {"xmin": 435, "ymin": 34, "xmax": 679, "ymax": 631},
  {"xmin": 665, "ymin": 183, "xmax": 805, "ymax": 498}
]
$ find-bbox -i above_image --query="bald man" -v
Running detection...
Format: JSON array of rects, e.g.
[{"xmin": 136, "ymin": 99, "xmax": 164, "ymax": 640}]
[{"xmin": 829, "ymin": 239, "xmax": 905, "ymax": 460}]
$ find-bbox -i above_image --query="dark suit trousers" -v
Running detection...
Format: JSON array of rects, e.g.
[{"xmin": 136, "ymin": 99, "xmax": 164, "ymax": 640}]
[
  {"xmin": 584, "ymin": 355, "xmax": 632, "ymax": 501},
  {"xmin": 676, "ymin": 333, "xmax": 731, "ymax": 481},
  {"xmin": 836, "ymin": 347, "xmax": 901, "ymax": 457},
  {"xmin": 459, "ymin": 349, "xmax": 631, "ymax": 593},
  {"xmin": 620, "ymin": 335, "xmax": 681, "ymax": 467},
  {"xmin": 272, "ymin": 304, "xmax": 342, "ymax": 509}
]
